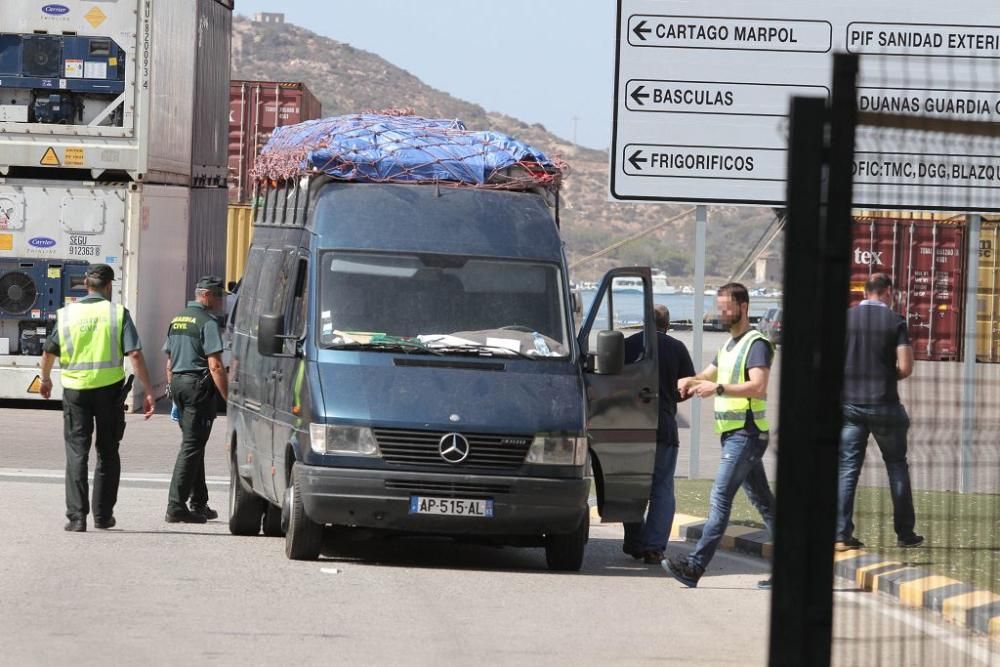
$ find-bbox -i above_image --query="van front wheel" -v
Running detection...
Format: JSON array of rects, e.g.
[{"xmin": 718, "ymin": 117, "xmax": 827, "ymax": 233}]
[
  {"xmin": 228, "ymin": 458, "xmax": 264, "ymax": 536},
  {"xmin": 285, "ymin": 466, "xmax": 324, "ymax": 560},
  {"xmin": 544, "ymin": 510, "xmax": 589, "ymax": 572}
]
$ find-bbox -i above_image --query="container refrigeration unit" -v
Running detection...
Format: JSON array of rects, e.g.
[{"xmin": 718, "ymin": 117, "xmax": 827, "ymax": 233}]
[
  {"xmin": 0, "ymin": 180, "xmax": 192, "ymax": 400},
  {"xmin": 0, "ymin": 0, "xmax": 233, "ymax": 185}
]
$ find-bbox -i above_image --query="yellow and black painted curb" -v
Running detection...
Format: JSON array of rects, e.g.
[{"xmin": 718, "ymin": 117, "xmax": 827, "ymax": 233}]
[
  {"xmin": 832, "ymin": 549, "xmax": 1000, "ymax": 637},
  {"xmin": 591, "ymin": 504, "xmax": 1000, "ymax": 638}
]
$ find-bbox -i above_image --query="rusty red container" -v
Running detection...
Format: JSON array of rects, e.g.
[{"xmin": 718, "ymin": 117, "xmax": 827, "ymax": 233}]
[
  {"xmin": 228, "ymin": 80, "xmax": 322, "ymax": 203},
  {"xmin": 850, "ymin": 217, "xmax": 967, "ymax": 361}
]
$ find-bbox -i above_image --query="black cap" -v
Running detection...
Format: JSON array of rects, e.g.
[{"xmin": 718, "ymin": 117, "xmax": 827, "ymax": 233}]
[
  {"xmin": 196, "ymin": 275, "xmax": 225, "ymax": 294},
  {"xmin": 86, "ymin": 263, "xmax": 115, "ymax": 281}
]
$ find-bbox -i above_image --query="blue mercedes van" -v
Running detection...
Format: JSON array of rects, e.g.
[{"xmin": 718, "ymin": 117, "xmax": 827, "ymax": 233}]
[{"xmin": 226, "ymin": 175, "xmax": 660, "ymax": 570}]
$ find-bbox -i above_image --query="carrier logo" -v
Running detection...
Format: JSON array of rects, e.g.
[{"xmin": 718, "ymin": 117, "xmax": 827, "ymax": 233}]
[
  {"xmin": 28, "ymin": 236, "xmax": 57, "ymax": 248},
  {"xmin": 853, "ymin": 248, "xmax": 884, "ymax": 266},
  {"xmin": 438, "ymin": 433, "xmax": 470, "ymax": 464},
  {"xmin": 42, "ymin": 4, "xmax": 70, "ymax": 15}
]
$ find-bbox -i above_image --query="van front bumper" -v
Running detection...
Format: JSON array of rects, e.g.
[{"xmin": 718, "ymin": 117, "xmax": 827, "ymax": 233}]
[{"xmin": 297, "ymin": 465, "xmax": 590, "ymax": 536}]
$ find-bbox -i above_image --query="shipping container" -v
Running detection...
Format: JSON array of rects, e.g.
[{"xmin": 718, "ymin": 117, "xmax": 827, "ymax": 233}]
[
  {"xmin": 226, "ymin": 204, "xmax": 254, "ymax": 286},
  {"xmin": 977, "ymin": 220, "xmax": 1000, "ymax": 362},
  {"xmin": 185, "ymin": 188, "xmax": 229, "ymax": 297},
  {"xmin": 850, "ymin": 217, "xmax": 967, "ymax": 361},
  {"xmin": 228, "ymin": 80, "xmax": 322, "ymax": 203},
  {"xmin": 0, "ymin": 0, "xmax": 233, "ymax": 185},
  {"xmin": 0, "ymin": 179, "xmax": 191, "ymax": 404}
]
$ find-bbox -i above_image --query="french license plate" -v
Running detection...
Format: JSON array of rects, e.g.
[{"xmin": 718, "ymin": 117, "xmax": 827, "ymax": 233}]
[{"xmin": 409, "ymin": 496, "xmax": 494, "ymax": 517}]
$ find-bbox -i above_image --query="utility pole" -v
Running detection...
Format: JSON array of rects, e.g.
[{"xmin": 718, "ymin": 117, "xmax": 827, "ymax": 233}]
[{"xmin": 572, "ymin": 115, "xmax": 580, "ymax": 146}]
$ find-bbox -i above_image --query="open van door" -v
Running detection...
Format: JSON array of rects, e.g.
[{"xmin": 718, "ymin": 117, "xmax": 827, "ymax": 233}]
[{"xmin": 578, "ymin": 268, "xmax": 658, "ymax": 522}]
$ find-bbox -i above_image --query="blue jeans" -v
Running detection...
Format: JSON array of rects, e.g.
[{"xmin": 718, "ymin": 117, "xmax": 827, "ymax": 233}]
[
  {"xmin": 837, "ymin": 403, "xmax": 916, "ymax": 541},
  {"xmin": 688, "ymin": 428, "xmax": 775, "ymax": 571},
  {"xmin": 624, "ymin": 438, "xmax": 680, "ymax": 552}
]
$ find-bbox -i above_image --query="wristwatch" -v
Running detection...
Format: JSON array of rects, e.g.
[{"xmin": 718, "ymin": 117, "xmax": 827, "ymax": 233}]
[{"xmin": 715, "ymin": 383, "xmax": 725, "ymax": 396}]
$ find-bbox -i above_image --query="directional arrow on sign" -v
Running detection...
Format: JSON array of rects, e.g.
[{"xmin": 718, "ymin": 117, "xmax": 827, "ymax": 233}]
[
  {"xmin": 630, "ymin": 85, "xmax": 649, "ymax": 106},
  {"xmin": 632, "ymin": 20, "xmax": 651, "ymax": 41},
  {"xmin": 628, "ymin": 150, "xmax": 647, "ymax": 171}
]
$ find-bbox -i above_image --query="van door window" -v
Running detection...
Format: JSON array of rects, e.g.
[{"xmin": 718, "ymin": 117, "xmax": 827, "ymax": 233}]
[
  {"xmin": 586, "ymin": 276, "xmax": 648, "ymax": 364},
  {"xmin": 288, "ymin": 258, "xmax": 309, "ymax": 341},
  {"xmin": 235, "ymin": 247, "xmax": 265, "ymax": 333},
  {"xmin": 252, "ymin": 249, "xmax": 285, "ymax": 335}
]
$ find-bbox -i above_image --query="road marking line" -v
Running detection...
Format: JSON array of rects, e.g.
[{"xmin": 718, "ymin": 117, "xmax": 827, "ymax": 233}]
[
  {"xmin": 0, "ymin": 470, "xmax": 227, "ymax": 485},
  {"xmin": 834, "ymin": 591, "xmax": 1000, "ymax": 666}
]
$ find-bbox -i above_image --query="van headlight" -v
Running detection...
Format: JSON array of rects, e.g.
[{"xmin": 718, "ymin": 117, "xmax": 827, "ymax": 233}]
[
  {"xmin": 309, "ymin": 424, "xmax": 381, "ymax": 456},
  {"xmin": 526, "ymin": 434, "xmax": 587, "ymax": 466}
]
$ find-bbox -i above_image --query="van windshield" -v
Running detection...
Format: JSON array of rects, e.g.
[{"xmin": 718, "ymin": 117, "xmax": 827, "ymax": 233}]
[{"xmin": 318, "ymin": 251, "xmax": 569, "ymax": 358}]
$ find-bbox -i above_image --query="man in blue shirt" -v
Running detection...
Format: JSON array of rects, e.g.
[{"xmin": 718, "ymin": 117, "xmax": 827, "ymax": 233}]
[
  {"xmin": 837, "ymin": 273, "xmax": 922, "ymax": 550},
  {"xmin": 622, "ymin": 305, "xmax": 695, "ymax": 564}
]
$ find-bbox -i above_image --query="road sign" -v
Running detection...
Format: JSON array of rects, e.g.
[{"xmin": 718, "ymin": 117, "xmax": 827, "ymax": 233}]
[{"xmin": 611, "ymin": 0, "xmax": 1000, "ymax": 211}]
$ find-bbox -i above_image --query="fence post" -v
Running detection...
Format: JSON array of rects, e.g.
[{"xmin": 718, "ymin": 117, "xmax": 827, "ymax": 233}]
[{"xmin": 769, "ymin": 53, "xmax": 858, "ymax": 667}]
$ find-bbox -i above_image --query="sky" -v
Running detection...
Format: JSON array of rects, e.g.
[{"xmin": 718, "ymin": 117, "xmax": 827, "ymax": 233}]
[{"xmin": 234, "ymin": 0, "xmax": 616, "ymax": 150}]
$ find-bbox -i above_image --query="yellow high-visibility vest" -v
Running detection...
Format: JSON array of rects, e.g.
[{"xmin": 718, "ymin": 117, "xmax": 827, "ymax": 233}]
[
  {"xmin": 714, "ymin": 330, "xmax": 771, "ymax": 433},
  {"xmin": 57, "ymin": 300, "xmax": 126, "ymax": 390}
]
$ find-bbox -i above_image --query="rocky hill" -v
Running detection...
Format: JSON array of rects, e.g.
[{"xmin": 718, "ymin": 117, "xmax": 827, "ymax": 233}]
[{"xmin": 231, "ymin": 15, "xmax": 780, "ymax": 283}]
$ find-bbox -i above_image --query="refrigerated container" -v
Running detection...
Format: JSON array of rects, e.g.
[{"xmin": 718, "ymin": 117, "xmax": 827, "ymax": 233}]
[
  {"xmin": 0, "ymin": 179, "xmax": 190, "ymax": 404},
  {"xmin": 228, "ymin": 80, "xmax": 322, "ymax": 202},
  {"xmin": 0, "ymin": 0, "xmax": 233, "ymax": 185},
  {"xmin": 850, "ymin": 217, "xmax": 967, "ymax": 361}
]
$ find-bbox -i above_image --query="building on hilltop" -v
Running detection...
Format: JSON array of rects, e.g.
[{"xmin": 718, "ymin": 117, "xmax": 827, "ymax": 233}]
[{"xmin": 253, "ymin": 12, "xmax": 285, "ymax": 24}]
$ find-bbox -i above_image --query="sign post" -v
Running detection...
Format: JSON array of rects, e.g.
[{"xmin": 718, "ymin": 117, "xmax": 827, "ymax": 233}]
[{"xmin": 689, "ymin": 205, "xmax": 707, "ymax": 479}]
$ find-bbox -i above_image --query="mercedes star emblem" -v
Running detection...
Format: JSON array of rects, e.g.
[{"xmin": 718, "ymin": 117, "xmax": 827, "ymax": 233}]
[{"xmin": 438, "ymin": 432, "xmax": 470, "ymax": 464}]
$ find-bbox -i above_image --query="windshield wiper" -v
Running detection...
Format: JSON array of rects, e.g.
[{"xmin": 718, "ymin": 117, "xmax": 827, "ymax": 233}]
[
  {"xmin": 325, "ymin": 341, "xmax": 443, "ymax": 355},
  {"xmin": 427, "ymin": 343, "xmax": 536, "ymax": 359}
]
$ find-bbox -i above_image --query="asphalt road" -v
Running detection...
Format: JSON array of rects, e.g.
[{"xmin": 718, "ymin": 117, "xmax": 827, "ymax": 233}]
[{"xmin": 2, "ymin": 470, "xmax": 997, "ymax": 665}]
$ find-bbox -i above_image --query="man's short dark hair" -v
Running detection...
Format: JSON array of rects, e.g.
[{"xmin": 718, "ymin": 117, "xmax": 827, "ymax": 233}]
[
  {"xmin": 717, "ymin": 282, "xmax": 749, "ymax": 305},
  {"xmin": 654, "ymin": 304, "xmax": 670, "ymax": 331},
  {"xmin": 865, "ymin": 273, "xmax": 892, "ymax": 295},
  {"xmin": 84, "ymin": 275, "xmax": 109, "ymax": 290}
]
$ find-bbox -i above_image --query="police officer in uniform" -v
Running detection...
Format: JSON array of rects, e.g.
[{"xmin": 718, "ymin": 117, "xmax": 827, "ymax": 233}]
[
  {"xmin": 39, "ymin": 263, "xmax": 156, "ymax": 532},
  {"xmin": 163, "ymin": 276, "xmax": 228, "ymax": 523}
]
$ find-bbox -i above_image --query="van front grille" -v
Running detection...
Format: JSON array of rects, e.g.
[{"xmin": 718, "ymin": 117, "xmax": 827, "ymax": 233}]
[
  {"xmin": 384, "ymin": 480, "xmax": 511, "ymax": 498},
  {"xmin": 373, "ymin": 428, "xmax": 531, "ymax": 470}
]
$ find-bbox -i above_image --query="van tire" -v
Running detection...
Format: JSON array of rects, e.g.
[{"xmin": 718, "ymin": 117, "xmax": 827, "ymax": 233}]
[
  {"xmin": 262, "ymin": 502, "xmax": 284, "ymax": 537},
  {"xmin": 228, "ymin": 458, "xmax": 264, "ymax": 536},
  {"xmin": 544, "ymin": 510, "xmax": 589, "ymax": 572},
  {"xmin": 285, "ymin": 466, "xmax": 324, "ymax": 560}
]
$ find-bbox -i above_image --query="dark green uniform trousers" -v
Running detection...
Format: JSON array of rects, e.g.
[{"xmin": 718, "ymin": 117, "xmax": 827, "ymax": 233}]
[
  {"xmin": 167, "ymin": 373, "xmax": 217, "ymax": 514},
  {"xmin": 63, "ymin": 380, "xmax": 126, "ymax": 522}
]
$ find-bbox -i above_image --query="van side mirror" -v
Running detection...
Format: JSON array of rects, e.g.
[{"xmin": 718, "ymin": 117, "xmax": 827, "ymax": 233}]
[
  {"xmin": 594, "ymin": 330, "xmax": 625, "ymax": 375},
  {"xmin": 258, "ymin": 313, "xmax": 285, "ymax": 357},
  {"xmin": 570, "ymin": 291, "xmax": 582, "ymax": 315}
]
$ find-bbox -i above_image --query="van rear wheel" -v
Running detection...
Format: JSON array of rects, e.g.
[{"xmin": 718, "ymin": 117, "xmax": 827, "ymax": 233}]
[
  {"xmin": 544, "ymin": 510, "xmax": 589, "ymax": 572},
  {"xmin": 285, "ymin": 466, "xmax": 324, "ymax": 560},
  {"xmin": 228, "ymin": 457, "xmax": 264, "ymax": 536}
]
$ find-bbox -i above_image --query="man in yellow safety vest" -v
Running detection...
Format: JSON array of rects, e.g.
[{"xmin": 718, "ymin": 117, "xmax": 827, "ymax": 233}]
[
  {"xmin": 663, "ymin": 282, "xmax": 776, "ymax": 589},
  {"xmin": 39, "ymin": 263, "xmax": 156, "ymax": 532}
]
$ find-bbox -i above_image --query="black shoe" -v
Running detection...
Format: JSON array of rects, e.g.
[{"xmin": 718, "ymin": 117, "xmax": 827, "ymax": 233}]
[
  {"xmin": 190, "ymin": 504, "xmax": 219, "ymax": 520},
  {"xmin": 165, "ymin": 510, "xmax": 207, "ymax": 524},
  {"xmin": 663, "ymin": 557, "xmax": 703, "ymax": 588},
  {"xmin": 897, "ymin": 534, "xmax": 924, "ymax": 548},
  {"xmin": 94, "ymin": 516, "xmax": 116, "ymax": 529},
  {"xmin": 642, "ymin": 549, "xmax": 665, "ymax": 565},
  {"xmin": 64, "ymin": 519, "xmax": 86, "ymax": 532},
  {"xmin": 834, "ymin": 537, "xmax": 865, "ymax": 552},
  {"xmin": 757, "ymin": 577, "xmax": 772, "ymax": 590},
  {"xmin": 622, "ymin": 544, "xmax": 643, "ymax": 560}
]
